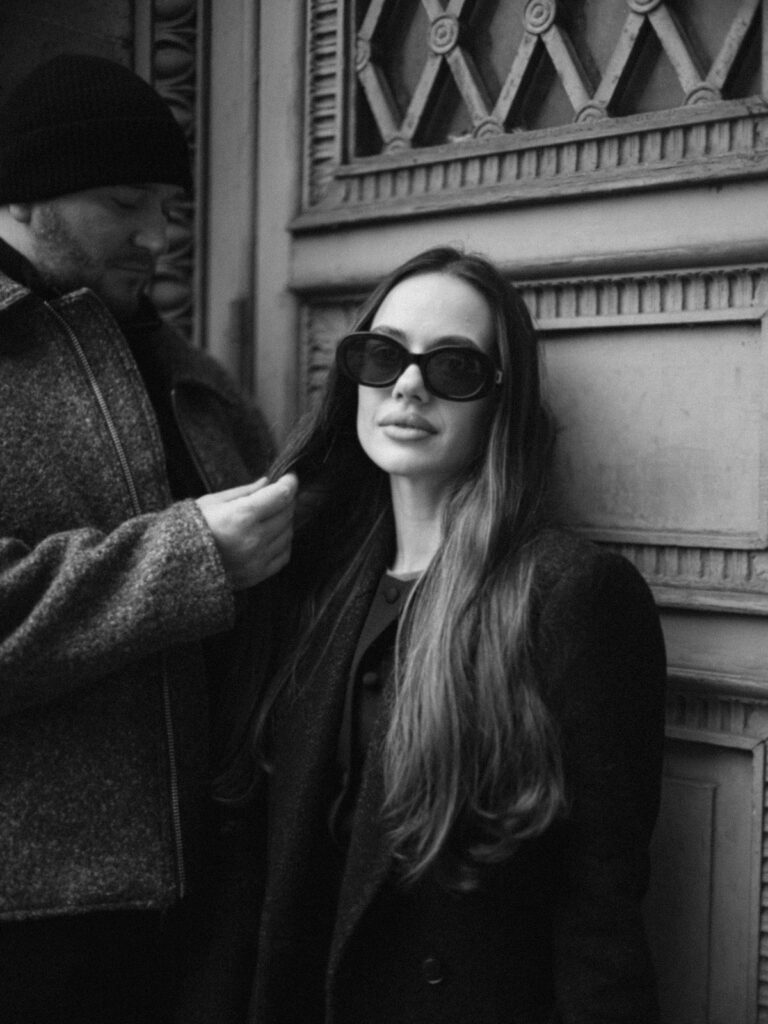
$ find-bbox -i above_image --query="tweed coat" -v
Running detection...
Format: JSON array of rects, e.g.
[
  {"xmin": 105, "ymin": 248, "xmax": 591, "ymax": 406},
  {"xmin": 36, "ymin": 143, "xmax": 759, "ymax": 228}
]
[
  {"xmin": 238, "ymin": 526, "xmax": 666, "ymax": 1024},
  {"xmin": 0, "ymin": 268, "xmax": 271, "ymax": 921}
]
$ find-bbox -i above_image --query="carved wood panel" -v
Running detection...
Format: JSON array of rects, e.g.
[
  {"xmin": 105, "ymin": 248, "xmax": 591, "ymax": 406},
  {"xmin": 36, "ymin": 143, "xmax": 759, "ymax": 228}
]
[
  {"xmin": 140, "ymin": 0, "xmax": 203, "ymax": 345},
  {"xmin": 648, "ymin": 681, "xmax": 768, "ymax": 1022},
  {"xmin": 297, "ymin": 0, "xmax": 768, "ymax": 228},
  {"xmin": 523, "ymin": 268, "xmax": 768, "ymax": 613},
  {"xmin": 355, "ymin": 0, "xmax": 760, "ymax": 149}
]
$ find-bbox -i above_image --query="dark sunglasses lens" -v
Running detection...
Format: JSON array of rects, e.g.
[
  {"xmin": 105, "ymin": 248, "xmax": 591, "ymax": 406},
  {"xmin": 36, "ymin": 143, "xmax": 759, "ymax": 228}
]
[
  {"xmin": 341, "ymin": 335, "xmax": 403, "ymax": 386},
  {"xmin": 427, "ymin": 349, "xmax": 491, "ymax": 399}
]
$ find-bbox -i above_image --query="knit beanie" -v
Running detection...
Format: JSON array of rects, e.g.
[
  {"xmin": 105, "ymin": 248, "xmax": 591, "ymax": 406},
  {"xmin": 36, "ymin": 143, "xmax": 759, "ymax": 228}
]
[{"xmin": 0, "ymin": 53, "xmax": 192, "ymax": 203}]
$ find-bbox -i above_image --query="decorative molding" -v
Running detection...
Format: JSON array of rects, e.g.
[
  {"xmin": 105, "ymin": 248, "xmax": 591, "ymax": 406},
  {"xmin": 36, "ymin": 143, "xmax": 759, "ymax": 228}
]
[
  {"xmin": 295, "ymin": 98, "xmax": 768, "ymax": 230},
  {"xmin": 611, "ymin": 544, "xmax": 768, "ymax": 615},
  {"xmin": 296, "ymin": 0, "xmax": 768, "ymax": 232},
  {"xmin": 667, "ymin": 669, "xmax": 768, "ymax": 724},
  {"xmin": 139, "ymin": 0, "xmax": 202, "ymax": 344},
  {"xmin": 305, "ymin": 0, "xmax": 343, "ymax": 208},
  {"xmin": 301, "ymin": 297, "xmax": 359, "ymax": 407},
  {"xmin": 518, "ymin": 264, "xmax": 768, "ymax": 322}
]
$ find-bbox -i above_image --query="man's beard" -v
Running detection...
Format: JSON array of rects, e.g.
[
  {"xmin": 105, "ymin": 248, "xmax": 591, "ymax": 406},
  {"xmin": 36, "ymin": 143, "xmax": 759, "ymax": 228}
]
[{"xmin": 30, "ymin": 205, "xmax": 149, "ymax": 321}]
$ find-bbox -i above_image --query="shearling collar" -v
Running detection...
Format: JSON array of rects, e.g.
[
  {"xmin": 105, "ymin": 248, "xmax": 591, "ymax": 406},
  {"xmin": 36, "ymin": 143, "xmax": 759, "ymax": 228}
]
[
  {"xmin": 0, "ymin": 237, "xmax": 55, "ymax": 300},
  {"xmin": 0, "ymin": 247, "xmax": 39, "ymax": 314}
]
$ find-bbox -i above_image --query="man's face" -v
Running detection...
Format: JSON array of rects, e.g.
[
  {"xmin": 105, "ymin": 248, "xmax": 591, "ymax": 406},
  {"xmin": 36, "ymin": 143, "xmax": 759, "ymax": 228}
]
[{"xmin": 25, "ymin": 183, "xmax": 183, "ymax": 320}]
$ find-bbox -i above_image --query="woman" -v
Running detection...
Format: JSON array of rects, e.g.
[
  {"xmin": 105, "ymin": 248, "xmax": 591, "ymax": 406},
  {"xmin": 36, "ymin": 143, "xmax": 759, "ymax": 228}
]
[{"xmin": 219, "ymin": 246, "xmax": 666, "ymax": 1023}]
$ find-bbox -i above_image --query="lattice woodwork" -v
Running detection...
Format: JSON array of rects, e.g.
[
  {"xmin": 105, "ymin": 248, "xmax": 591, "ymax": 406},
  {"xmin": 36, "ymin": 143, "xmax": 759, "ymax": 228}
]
[
  {"xmin": 354, "ymin": 0, "xmax": 760, "ymax": 150},
  {"xmin": 299, "ymin": 0, "xmax": 768, "ymax": 225}
]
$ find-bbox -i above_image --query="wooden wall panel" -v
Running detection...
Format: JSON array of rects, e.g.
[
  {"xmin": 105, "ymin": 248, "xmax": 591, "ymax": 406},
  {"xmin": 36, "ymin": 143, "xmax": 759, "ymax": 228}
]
[
  {"xmin": 542, "ymin": 316, "xmax": 768, "ymax": 549},
  {"xmin": 646, "ymin": 775, "xmax": 716, "ymax": 1022}
]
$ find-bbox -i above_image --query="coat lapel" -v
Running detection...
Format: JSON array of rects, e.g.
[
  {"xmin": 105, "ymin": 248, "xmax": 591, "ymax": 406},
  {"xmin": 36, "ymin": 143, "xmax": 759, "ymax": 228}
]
[
  {"xmin": 259, "ymin": 524, "xmax": 392, "ymax": 947},
  {"xmin": 327, "ymin": 693, "xmax": 394, "ymax": 979}
]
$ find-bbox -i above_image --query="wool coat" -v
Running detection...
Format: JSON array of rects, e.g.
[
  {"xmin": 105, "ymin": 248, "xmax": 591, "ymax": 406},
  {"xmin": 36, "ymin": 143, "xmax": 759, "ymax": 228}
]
[
  {"xmin": 0, "ymin": 268, "xmax": 271, "ymax": 921},
  {"xmin": 236, "ymin": 527, "xmax": 666, "ymax": 1024}
]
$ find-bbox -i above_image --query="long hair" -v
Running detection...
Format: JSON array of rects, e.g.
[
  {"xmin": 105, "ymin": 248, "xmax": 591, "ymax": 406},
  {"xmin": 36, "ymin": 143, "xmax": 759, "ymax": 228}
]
[{"xmin": 229, "ymin": 246, "xmax": 564, "ymax": 886}]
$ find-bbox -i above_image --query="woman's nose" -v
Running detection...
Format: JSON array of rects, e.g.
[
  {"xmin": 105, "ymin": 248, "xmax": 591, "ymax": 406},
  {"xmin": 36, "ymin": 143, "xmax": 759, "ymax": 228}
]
[{"xmin": 393, "ymin": 361, "xmax": 428, "ymax": 400}]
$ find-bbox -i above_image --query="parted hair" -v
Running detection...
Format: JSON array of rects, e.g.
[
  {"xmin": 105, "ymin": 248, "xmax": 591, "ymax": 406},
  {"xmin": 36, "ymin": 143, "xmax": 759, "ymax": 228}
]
[{"xmin": 225, "ymin": 246, "xmax": 565, "ymax": 887}]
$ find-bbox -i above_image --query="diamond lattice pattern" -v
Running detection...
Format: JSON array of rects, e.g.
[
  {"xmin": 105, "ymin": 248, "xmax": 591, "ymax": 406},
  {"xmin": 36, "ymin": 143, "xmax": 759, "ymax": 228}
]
[{"xmin": 354, "ymin": 0, "xmax": 761, "ymax": 153}]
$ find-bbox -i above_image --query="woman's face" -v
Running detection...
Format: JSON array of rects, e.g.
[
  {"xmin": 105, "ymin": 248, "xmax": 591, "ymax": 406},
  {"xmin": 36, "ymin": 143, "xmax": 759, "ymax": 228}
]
[{"xmin": 356, "ymin": 271, "xmax": 496, "ymax": 491}]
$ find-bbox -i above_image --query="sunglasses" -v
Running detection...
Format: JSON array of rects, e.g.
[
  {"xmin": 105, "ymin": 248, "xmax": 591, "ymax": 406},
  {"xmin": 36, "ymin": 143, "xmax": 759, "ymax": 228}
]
[{"xmin": 336, "ymin": 332, "xmax": 502, "ymax": 402}]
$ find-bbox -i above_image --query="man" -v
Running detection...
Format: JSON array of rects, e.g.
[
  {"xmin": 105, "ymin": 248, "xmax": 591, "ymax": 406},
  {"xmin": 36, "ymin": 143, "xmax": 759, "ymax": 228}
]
[{"xmin": 0, "ymin": 54, "xmax": 296, "ymax": 1022}]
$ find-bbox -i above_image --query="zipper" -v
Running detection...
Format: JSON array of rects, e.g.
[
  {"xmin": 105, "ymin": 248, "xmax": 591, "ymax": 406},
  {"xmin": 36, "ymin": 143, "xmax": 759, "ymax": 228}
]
[
  {"xmin": 48, "ymin": 304, "xmax": 186, "ymax": 899},
  {"xmin": 160, "ymin": 659, "xmax": 186, "ymax": 896},
  {"xmin": 52, "ymin": 311, "xmax": 143, "ymax": 515}
]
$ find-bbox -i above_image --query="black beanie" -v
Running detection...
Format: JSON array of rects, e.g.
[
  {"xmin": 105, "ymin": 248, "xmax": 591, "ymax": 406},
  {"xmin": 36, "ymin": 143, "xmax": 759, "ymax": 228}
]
[{"xmin": 0, "ymin": 53, "xmax": 192, "ymax": 203}]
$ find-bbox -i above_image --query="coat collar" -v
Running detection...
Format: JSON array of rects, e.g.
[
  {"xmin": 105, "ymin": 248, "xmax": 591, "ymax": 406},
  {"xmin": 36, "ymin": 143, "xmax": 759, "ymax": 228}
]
[
  {"xmin": 0, "ymin": 249, "xmax": 236, "ymax": 407},
  {"xmin": 0, "ymin": 264, "xmax": 38, "ymax": 314},
  {"xmin": 327, "ymin": 681, "xmax": 395, "ymax": 979},
  {"xmin": 0, "ymin": 238, "xmax": 56, "ymax": 307}
]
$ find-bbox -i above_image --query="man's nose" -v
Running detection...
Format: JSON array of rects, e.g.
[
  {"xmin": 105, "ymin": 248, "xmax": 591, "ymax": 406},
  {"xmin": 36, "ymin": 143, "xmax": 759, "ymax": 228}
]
[{"xmin": 132, "ymin": 204, "xmax": 169, "ymax": 257}]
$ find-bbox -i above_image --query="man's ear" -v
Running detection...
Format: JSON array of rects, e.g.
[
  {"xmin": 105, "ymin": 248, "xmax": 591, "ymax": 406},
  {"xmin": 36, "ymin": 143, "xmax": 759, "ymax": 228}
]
[{"xmin": 8, "ymin": 203, "xmax": 32, "ymax": 224}]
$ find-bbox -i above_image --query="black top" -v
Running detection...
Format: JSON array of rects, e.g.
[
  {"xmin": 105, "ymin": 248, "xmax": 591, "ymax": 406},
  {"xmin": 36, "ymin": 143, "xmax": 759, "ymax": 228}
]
[{"xmin": 329, "ymin": 572, "xmax": 416, "ymax": 846}]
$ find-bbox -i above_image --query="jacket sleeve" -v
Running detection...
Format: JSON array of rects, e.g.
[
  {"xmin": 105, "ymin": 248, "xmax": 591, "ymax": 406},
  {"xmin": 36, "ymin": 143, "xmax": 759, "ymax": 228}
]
[
  {"xmin": 538, "ymin": 551, "xmax": 666, "ymax": 1024},
  {"xmin": 0, "ymin": 499, "xmax": 235, "ymax": 716}
]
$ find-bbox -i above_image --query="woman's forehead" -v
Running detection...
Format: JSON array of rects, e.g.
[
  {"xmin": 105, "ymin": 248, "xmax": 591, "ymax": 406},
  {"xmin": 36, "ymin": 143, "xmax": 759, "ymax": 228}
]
[{"xmin": 372, "ymin": 272, "xmax": 494, "ymax": 351}]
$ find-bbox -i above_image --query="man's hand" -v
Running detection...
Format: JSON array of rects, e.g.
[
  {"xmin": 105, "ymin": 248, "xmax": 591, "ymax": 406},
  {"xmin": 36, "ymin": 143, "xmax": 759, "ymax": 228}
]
[{"xmin": 196, "ymin": 473, "xmax": 298, "ymax": 590}]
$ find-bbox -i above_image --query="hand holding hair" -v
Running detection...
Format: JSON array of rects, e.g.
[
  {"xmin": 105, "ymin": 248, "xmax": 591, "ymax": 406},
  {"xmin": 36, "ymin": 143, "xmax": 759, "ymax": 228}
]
[{"xmin": 196, "ymin": 473, "xmax": 298, "ymax": 589}]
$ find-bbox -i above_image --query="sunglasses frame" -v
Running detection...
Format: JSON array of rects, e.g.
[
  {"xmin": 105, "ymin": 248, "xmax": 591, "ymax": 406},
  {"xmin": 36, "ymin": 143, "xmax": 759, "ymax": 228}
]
[{"xmin": 336, "ymin": 331, "xmax": 502, "ymax": 402}]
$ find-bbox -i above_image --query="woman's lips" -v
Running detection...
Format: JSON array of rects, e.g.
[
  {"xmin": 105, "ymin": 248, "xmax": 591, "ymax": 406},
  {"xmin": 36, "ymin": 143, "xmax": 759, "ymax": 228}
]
[{"xmin": 378, "ymin": 412, "xmax": 437, "ymax": 433}]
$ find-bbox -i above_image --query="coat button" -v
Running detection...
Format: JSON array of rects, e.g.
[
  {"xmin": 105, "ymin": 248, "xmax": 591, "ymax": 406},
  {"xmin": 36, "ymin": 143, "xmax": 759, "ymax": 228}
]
[
  {"xmin": 361, "ymin": 670, "xmax": 381, "ymax": 690},
  {"xmin": 421, "ymin": 956, "xmax": 444, "ymax": 985},
  {"xmin": 383, "ymin": 584, "xmax": 400, "ymax": 604}
]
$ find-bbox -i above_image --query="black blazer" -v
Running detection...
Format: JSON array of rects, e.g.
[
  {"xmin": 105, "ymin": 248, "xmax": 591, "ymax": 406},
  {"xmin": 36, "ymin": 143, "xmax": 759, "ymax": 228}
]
[{"xmin": 190, "ymin": 528, "xmax": 666, "ymax": 1024}]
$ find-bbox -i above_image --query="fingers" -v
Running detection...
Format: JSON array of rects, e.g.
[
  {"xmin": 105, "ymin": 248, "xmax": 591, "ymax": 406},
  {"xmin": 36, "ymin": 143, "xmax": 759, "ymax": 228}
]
[
  {"xmin": 196, "ymin": 472, "xmax": 299, "ymax": 590},
  {"xmin": 198, "ymin": 472, "xmax": 297, "ymax": 507},
  {"xmin": 202, "ymin": 477, "xmax": 269, "ymax": 503},
  {"xmin": 244, "ymin": 473, "xmax": 298, "ymax": 521},
  {"xmin": 251, "ymin": 503, "xmax": 293, "ymax": 544},
  {"xmin": 200, "ymin": 473, "xmax": 298, "ymax": 519},
  {"xmin": 255, "ymin": 525, "xmax": 293, "ymax": 581}
]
